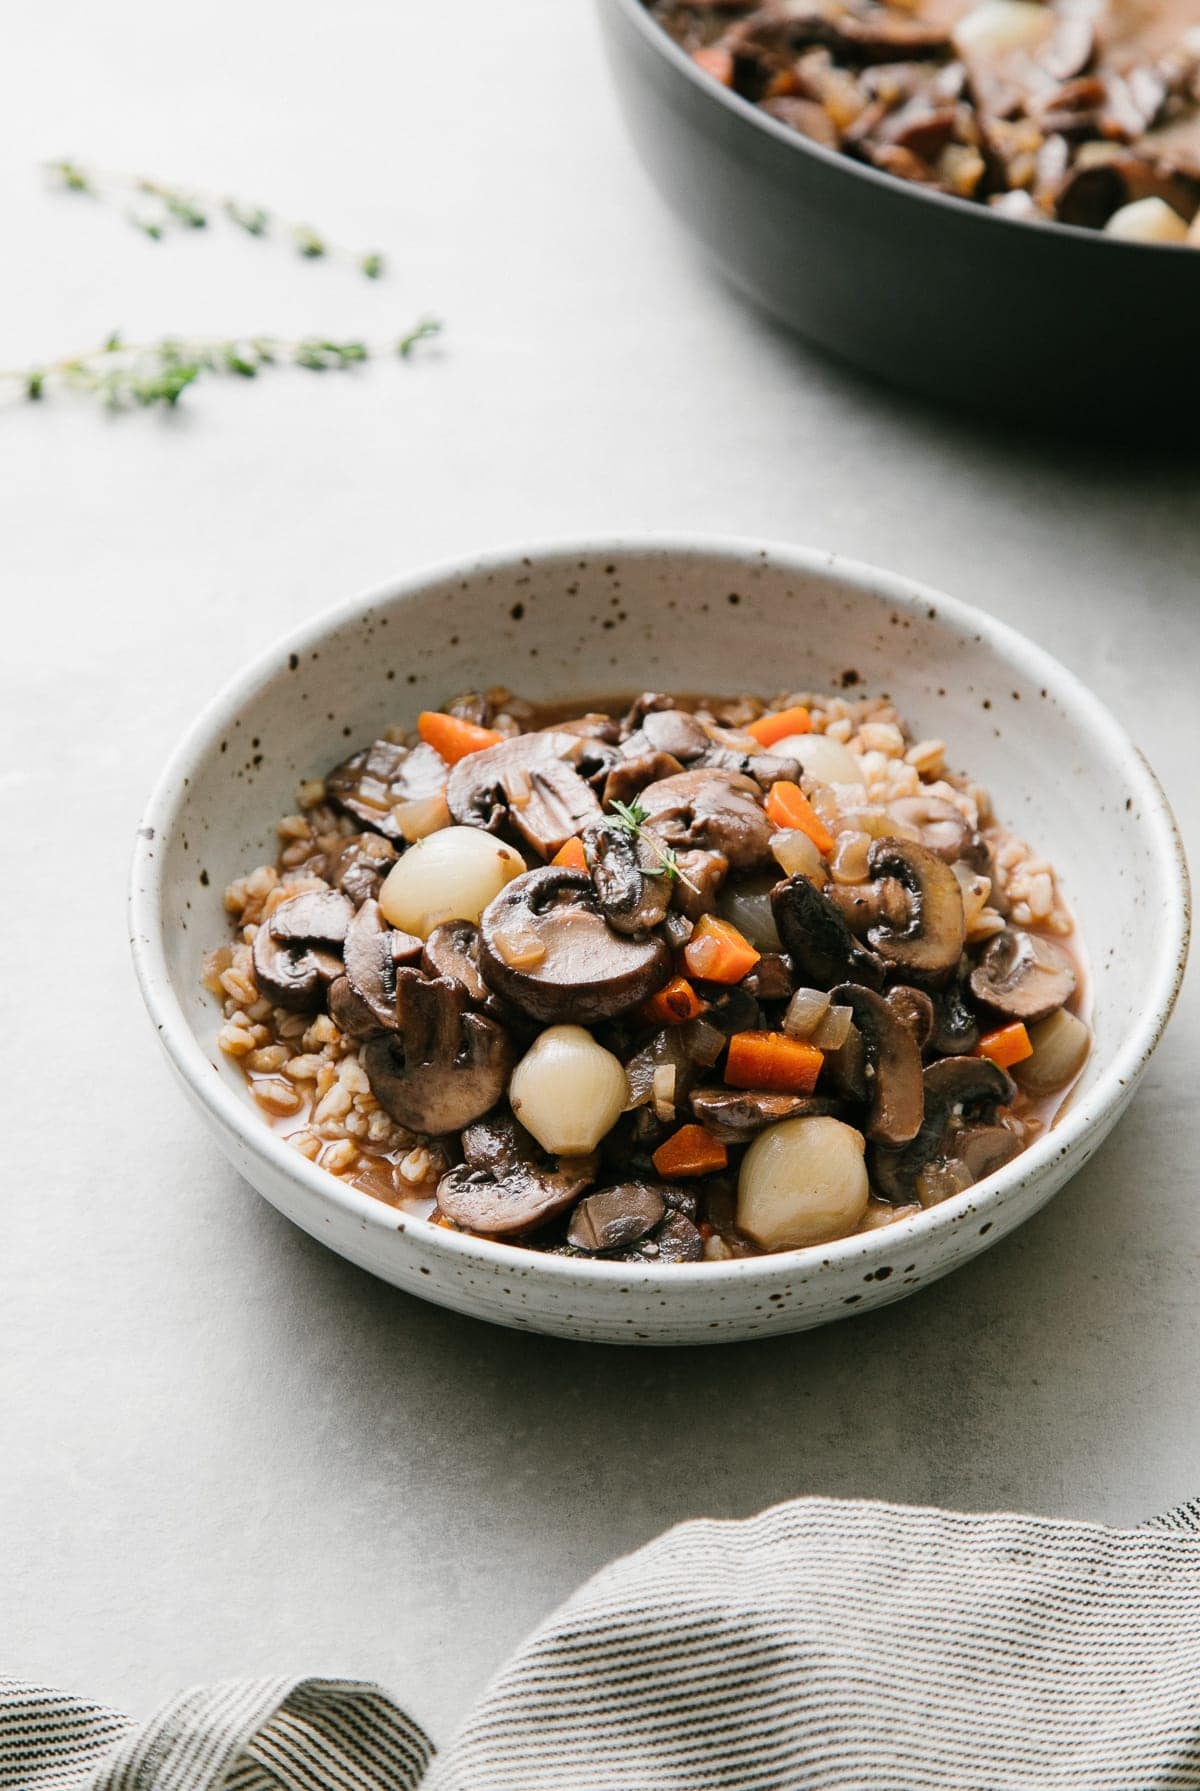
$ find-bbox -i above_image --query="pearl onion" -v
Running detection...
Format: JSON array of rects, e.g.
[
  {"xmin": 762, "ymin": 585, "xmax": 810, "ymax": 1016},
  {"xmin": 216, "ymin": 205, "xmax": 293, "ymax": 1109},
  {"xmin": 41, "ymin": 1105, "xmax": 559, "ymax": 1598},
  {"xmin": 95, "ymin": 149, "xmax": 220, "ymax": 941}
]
[
  {"xmin": 378, "ymin": 826, "xmax": 524, "ymax": 938},
  {"xmin": 737, "ymin": 1116, "xmax": 869, "ymax": 1251},
  {"xmin": 1104, "ymin": 199, "xmax": 1189, "ymax": 245},
  {"xmin": 509, "ymin": 1025, "xmax": 628, "ymax": 1157}
]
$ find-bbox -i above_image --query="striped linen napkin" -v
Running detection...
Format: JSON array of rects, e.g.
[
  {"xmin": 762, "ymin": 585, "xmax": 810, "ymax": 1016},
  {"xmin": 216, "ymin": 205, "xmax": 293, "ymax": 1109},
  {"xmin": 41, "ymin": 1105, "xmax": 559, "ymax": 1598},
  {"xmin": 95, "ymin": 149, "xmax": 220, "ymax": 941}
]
[{"xmin": 5, "ymin": 1495, "xmax": 1200, "ymax": 1791}]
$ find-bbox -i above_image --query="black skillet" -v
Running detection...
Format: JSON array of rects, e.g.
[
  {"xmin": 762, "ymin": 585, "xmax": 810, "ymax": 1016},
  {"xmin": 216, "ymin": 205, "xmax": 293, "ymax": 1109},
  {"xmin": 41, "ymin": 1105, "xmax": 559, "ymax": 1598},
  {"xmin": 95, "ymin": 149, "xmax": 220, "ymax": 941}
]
[{"xmin": 595, "ymin": 0, "xmax": 1200, "ymax": 427}]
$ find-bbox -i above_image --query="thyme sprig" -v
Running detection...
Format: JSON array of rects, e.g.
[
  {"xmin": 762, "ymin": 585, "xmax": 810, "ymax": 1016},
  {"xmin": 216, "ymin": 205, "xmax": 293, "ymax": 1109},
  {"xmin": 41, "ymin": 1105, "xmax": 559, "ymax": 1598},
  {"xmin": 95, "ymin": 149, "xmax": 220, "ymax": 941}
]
[
  {"xmin": 5, "ymin": 320, "xmax": 440, "ymax": 410},
  {"xmin": 46, "ymin": 159, "xmax": 388, "ymax": 280},
  {"xmin": 608, "ymin": 799, "xmax": 702, "ymax": 894}
]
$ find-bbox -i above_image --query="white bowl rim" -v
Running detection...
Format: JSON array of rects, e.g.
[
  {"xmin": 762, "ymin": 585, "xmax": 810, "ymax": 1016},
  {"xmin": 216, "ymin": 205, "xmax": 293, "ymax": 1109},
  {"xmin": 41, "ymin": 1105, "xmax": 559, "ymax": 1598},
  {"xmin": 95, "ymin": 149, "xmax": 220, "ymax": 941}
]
[
  {"xmin": 604, "ymin": 0, "xmax": 1200, "ymax": 260},
  {"xmin": 129, "ymin": 533, "xmax": 1191, "ymax": 1291}
]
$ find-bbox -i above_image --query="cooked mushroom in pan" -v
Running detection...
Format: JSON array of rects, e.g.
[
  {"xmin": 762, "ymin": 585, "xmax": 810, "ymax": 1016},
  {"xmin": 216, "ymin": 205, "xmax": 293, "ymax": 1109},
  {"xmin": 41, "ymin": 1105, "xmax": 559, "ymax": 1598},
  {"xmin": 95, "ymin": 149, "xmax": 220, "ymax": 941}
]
[
  {"xmin": 645, "ymin": 0, "xmax": 1200, "ymax": 245},
  {"xmin": 207, "ymin": 684, "xmax": 1090, "ymax": 1262}
]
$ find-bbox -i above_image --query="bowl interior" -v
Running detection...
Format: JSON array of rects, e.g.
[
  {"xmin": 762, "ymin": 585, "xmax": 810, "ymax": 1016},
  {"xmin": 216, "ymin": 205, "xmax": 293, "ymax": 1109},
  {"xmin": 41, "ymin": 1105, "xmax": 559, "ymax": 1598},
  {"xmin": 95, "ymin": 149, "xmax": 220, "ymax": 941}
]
[{"xmin": 141, "ymin": 540, "xmax": 1187, "ymax": 1273}]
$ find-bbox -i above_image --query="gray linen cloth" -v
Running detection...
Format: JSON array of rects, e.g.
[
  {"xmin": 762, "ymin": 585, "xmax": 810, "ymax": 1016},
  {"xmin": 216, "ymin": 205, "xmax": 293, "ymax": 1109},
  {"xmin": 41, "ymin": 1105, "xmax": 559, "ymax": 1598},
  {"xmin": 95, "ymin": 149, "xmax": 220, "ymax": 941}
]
[{"xmin": 5, "ymin": 1496, "xmax": 1200, "ymax": 1791}]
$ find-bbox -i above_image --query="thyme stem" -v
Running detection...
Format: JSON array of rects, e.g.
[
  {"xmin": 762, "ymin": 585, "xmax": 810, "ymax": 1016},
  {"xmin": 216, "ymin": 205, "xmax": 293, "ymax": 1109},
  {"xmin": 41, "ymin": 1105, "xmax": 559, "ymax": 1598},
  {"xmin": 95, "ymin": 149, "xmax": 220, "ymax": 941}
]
[
  {"xmin": 608, "ymin": 799, "xmax": 702, "ymax": 895},
  {"xmin": 45, "ymin": 159, "xmax": 389, "ymax": 280},
  {"xmin": 3, "ymin": 321, "xmax": 440, "ymax": 410}
]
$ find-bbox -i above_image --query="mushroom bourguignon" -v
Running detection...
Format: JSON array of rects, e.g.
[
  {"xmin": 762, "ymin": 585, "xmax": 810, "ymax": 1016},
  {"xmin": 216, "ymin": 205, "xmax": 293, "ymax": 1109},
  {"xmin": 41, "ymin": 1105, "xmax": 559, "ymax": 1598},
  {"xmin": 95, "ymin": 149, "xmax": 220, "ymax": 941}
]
[
  {"xmin": 645, "ymin": 0, "xmax": 1200, "ymax": 246},
  {"xmin": 206, "ymin": 686, "xmax": 1090, "ymax": 1263}
]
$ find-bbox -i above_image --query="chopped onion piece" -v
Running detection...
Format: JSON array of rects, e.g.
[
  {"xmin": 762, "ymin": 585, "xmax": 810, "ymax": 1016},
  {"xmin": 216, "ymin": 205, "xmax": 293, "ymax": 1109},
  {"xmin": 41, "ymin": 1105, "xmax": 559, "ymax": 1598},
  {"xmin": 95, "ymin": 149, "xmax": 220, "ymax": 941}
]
[
  {"xmin": 491, "ymin": 921, "xmax": 547, "ymax": 969},
  {"xmin": 1013, "ymin": 1008, "xmax": 1091, "ymax": 1095},
  {"xmin": 771, "ymin": 828, "xmax": 826, "ymax": 884},
  {"xmin": 811, "ymin": 1003, "xmax": 853, "ymax": 1051},
  {"xmin": 391, "ymin": 789, "xmax": 451, "ymax": 842},
  {"xmin": 653, "ymin": 1063, "xmax": 677, "ymax": 1122},
  {"xmin": 783, "ymin": 987, "xmax": 832, "ymax": 1040}
]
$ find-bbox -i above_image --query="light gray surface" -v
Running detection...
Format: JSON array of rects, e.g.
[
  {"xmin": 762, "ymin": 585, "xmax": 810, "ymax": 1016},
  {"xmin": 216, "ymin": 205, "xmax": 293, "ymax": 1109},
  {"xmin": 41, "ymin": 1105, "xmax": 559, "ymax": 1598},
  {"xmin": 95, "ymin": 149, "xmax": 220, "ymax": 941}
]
[{"xmin": 2, "ymin": 0, "xmax": 1197, "ymax": 1753}]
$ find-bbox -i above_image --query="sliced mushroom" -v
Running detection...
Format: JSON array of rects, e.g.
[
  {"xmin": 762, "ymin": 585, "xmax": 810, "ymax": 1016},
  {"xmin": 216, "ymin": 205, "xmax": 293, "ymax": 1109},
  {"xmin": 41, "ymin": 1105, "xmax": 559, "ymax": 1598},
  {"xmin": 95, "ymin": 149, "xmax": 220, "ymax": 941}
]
[
  {"xmin": 865, "ymin": 837, "xmax": 966, "ymax": 985},
  {"xmin": 672, "ymin": 849, "xmax": 730, "ymax": 921},
  {"xmin": 602, "ymin": 751, "xmax": 686, "ymax": 809},
  {"xmin": 888, "ymin": 796, "xmax": 978, "ymax": 865},
  {"xmin": 886, "ymin": 984, "xmax": 936, "ymax": 1054},
  {"xmin": 584, "ymin": 821, "xmax": 673, "ymax": 935},
  {"xmin": 327, "ymin": 897, "xmax": 422, "ymax": 1038},
  {"xmin": 436, "ymin": 1110, "xmax": 596, "ymax": 1236},
  {"xmin": 969, "ymin": 928, "xmax": 1076, "ymax": 1022},
  {"xmin": 929, "ymin": 973, "xmax": 980, "ymax": 1056},
  {"xmin": 478, "ymin": 866, "xmax": 670, "ymax": 1023},
  {"xmin": 624, "ymin": 1209, "xmax": 704, "ymax": 1262},
  {"xmin": 421, "ymin": 919, "xmax": 492, "ymax": 1006},
  {"xmin": 771, "ymin": 873, "xmax": 886, "ymax": 991},
  {"xmin": 831, "ymin": 983, "xmax": 924, "ymax": 1147},
  {"xmin": 871, "ymin": 1055, "xmax": 1016, "ymax": 1204},
  {"xmin": 957, "ymin": 1124, "xmax": 1022, "ymax": 1183},
  {"xmin": 363, "ymin": 972, "xmax": 513, "ymax": 1135},
  {"xmin": 621, "ymin": 692, "xmax": 678, "ymax": 736},
  {"xmin": 636, "ymin": 768, "xmax": 773, "ymax": 870},
  {"xmin": 690, "ymin": 1086, "xmax": 845, "ymax": 1141},
  {"xmin": 251, "ymin": 888, "xmax": 352, "ymax": 1011},
  {"xmin": 329, "ymin": 832, "xmax": 398, "ymax": 907},
  {"xmin": 638, "ymin": 708, "xmax": 712, "ymax": 762},
  {"xmin": 742, "ymin": 952, "xmax": 795, "ymax": 1003},
  {"xmin": 446, "ymin": 730, "xmax": 600, "ymax": 858},
  {"xmin": 567, "ymin": 1182, "xmax": 668, "ymax": 1252},
  {"xmin": 824, "ymin": 877, "xmax": 909, "ymax": 939},
  {"xmin": 326, "ymin": 738, "xmax": 447, "ymax": 839}
]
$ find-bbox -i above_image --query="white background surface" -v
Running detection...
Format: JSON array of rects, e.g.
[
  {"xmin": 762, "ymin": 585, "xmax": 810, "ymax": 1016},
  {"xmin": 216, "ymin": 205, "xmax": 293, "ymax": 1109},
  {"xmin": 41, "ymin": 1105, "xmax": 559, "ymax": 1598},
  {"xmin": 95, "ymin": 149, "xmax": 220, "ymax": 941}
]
[{"xmin": 2, "ymin": 0, "xmax": 1197, "ymax": 1753}]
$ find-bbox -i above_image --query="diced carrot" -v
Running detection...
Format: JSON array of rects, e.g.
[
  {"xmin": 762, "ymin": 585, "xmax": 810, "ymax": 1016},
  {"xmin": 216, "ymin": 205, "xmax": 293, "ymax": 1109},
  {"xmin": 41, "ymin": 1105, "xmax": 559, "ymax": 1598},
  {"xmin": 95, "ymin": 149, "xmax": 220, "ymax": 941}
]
[
  {"xmin": 552, "ymin": 836, "xmax": 588, "ymax": 871},
  {"xmin": 683, "ymin": 914, "xmax": 761, "ymax": 985},
  {"xmin": 692, "ymin": 44, "xmax": 734, "ymax": 86},
  {"xmin": 765, "ymin": 780, "xmax": 835, "ymax": 855},
  {"xmin": 417, "ymin": 711, "xmax": 504, "ymax": 765},
  {"xmin": 642, "ymin": 976, "xmax": 707, "ymax": 1027},
  {"xmin": 977, "ymin": 1021, "xmax": 1033, "ymax": 1070},
  {"xmin": 725, "ymin": 1030, "xmax": 824, "ymax": 1095},
  {"xmin": 652, "ymin": 1124, "xmax": 728, "ymax": 1179},
  {"xmin": 747, "ymin": 705, "xmax": 812, "ymax": 748}
]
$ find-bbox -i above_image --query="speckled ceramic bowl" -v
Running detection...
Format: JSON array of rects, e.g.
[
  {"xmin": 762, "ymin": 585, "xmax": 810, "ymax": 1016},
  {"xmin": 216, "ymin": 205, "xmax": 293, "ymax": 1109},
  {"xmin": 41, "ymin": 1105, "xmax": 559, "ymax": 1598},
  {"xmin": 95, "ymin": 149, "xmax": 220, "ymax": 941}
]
[{"xmin": 129, "ymin": 539, "xmax": 1189, "ymax": 1345}]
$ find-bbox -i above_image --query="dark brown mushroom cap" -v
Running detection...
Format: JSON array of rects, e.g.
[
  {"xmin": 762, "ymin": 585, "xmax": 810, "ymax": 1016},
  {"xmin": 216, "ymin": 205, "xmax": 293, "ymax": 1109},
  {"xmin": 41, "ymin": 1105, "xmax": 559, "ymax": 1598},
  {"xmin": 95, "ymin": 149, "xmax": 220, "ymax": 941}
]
[
  {"xmin": 741, "ymin": 952, "xmax": 795, "ymax": 1003},
  {"xmin": 865, "ymin": 837, "xmax": 966, "ymax": 986},
  {"xmin": 871, "ymin": 1055, "xmax": 1016, "ymax": 1203},
  {"xmin": 928, "ymin": 974, "xmax": 980, "ymax": 1056},
  {"xmin": 957, "ymin": 1124, "xmax": 1023, "ymax": 1183},
  {"xmin": 446, "ymin": 730, "xmax": 600, "ymax": 857},
  {"xmin": 689, "ymin": 1086, "xmax": 846, "ymax": 1141},
  {"xmin": 567, "ymin": 1182, "xmax": 668, "ymax": 1252},
  {"xmin": 478, "ymin": 866, "xmax": 670, "ymax": 1024},
  {"xmin": 328, "ymin": 898, "xmax": 422, "ymax": 1039},
  {"xmin": 436, "ymin": 1110, "xmax": 596, "ymax": 1236},
  {"xmin": 771, "ymin": 873, "xmax": 886, "ymax": 991},
  {"xmin": 638, "ymin": 708, "xmax": 711, "ymax": 763},
  {"xmin": 326, "ymin": 738, "xmax": 447, "ymax": 839},
  {"xmin": 969, "ymin": 928, "xmax": 1076, "ymax": 1022},
  {"xmin": 831, "ymin": 982, "xmax": 925, "ymax": 1147},
  {"xmin": 636, "ymin": 768, "xmax": 773, "ymax": 871},
  {"xmin": 602, "ymin": 750, "xmax": 686, "ymax": 809},
  {"xmin": 329, "ymin": 832, "xmax": 398, "ymax": 907},
  {"xmin": 584, "ymin": 822, "xmax": 673, "ymax": 936},
  {"xmin": 616, "ymin": 1209, "xmax": 704, "ymax": 1263},
  {"xmin": 251, "ymin": 888, "xmax": 352, "ymax": 1011},
  {"xmin": 886, "ymin": 984, "xmax": 936, "ymax": 1054},
  {"xmin": 363, "ymin": 971, "xmax": 513, "ymax": 1135},
  {"xmin": 421, "ymin": 919, "xmax": 493, "ymax": 1007}
]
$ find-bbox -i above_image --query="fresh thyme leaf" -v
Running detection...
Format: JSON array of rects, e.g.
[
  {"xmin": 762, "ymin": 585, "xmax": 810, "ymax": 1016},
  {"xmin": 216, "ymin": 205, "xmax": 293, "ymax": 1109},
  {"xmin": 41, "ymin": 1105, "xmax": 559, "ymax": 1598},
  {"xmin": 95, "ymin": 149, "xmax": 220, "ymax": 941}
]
[
  {"xmin": 606, "ymin": 798, "xmax": 701, "ymax": 894},
  {"xmin": 0, "ymin": 322, "xmax": 440, "ymax": 412},
  {"xmin": 45, "ymin": 159, "xmax": 387, "ymax": 279}
]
